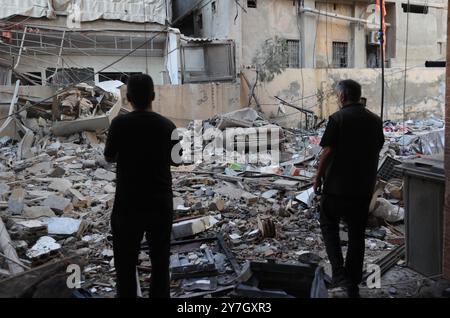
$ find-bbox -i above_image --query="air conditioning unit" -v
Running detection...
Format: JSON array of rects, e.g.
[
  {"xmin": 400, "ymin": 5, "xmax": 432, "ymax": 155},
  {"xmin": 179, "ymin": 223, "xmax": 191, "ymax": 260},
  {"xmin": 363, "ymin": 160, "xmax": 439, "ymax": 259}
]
[{"xmin": 368, "ymin": 30, "xmax": 381, "ymax": 46}]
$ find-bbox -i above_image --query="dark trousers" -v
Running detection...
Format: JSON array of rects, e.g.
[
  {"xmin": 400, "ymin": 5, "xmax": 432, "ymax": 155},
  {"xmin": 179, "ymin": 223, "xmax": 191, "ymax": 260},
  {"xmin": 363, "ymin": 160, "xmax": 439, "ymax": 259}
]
[
  {"xmin": 111, "ymin": 196, "xmax": 173, "ymax": 298},
  {"xmin": 320, "ymin": 194, "xmax": 370, "ymax": 287}
]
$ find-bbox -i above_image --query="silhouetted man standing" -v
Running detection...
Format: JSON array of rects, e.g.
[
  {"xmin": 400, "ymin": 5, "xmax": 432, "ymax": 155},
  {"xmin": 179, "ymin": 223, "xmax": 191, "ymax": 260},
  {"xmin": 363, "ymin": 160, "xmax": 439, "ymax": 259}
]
[
  {"xmin": 314, "ymin": 79, "xmax": 384, "ymax": 298},
  {"xmin": 104, "ymin": 74, "xmax": 181, "ymax": 298}
]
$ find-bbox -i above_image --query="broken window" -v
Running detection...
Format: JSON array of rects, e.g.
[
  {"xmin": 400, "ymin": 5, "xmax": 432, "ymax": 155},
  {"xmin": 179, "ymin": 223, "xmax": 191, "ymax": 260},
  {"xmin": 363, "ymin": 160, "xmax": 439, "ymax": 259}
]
[
  {"xmin": 46, "ymin": 68, "xmax": 95, "ymax": 87},
  {"xmin": 12, "ymin": 72, "xmax": 42, "ymax": 86},
  {"xmin": 285, "ymin": 40, "xmax": 300, "ymax": 68},
  {"xmin": 248, "ymin": 0, "xmax": 257, "ymax": 8},
  {"xmin": 402, "ymin": 3, "xmax": 428, "ymax": 14},
  {"xmin": 99, "ymin": 72, "xmax": 142, "ymax": 83},
  {"xmin": 181, "ymin": 42, "xmax": 235, "ymax": 83},
  {"xmin": 332, "ymin": 42, "xmax": 348, "ymax": 68}
]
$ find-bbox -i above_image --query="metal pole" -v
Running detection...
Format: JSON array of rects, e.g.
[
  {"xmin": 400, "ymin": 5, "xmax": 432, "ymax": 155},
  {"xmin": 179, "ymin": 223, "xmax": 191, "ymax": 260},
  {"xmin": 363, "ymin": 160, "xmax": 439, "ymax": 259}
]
[{"xmin": 380, "ymin": 0, "xmax": 385, "ymax": 121}]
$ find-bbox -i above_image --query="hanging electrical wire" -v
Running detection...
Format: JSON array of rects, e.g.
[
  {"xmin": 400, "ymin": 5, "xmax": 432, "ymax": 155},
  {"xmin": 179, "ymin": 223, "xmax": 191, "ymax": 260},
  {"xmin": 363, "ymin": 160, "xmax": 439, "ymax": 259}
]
[
  {"xmin": 402, "ymin": 0, "xmax": 411, "ymax": 138},
  {"xmin": 143, "ymin": 0, "xmax": 149, "ymax": 75}
]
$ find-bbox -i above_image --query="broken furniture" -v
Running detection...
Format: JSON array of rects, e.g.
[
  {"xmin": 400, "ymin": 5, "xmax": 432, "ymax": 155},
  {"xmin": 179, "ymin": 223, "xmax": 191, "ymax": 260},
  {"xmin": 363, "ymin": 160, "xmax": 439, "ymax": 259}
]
[{"xmin": 233, "ymin": 260, "xmax": 327, "ymax": 298}]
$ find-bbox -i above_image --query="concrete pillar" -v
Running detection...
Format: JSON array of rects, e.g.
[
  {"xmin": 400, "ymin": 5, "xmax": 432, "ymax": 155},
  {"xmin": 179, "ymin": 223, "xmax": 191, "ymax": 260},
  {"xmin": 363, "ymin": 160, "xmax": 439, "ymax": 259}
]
[
  {"xmin": 301, "ymin": 0, "xmax": 317, "ymax": 68},
  {"xmin": 444, "ymin": 0, "xmax": 450, "ymax": 280},
  {"xmin": 352, "ymin": 5, "xmax": 367, "ymax": 68}
]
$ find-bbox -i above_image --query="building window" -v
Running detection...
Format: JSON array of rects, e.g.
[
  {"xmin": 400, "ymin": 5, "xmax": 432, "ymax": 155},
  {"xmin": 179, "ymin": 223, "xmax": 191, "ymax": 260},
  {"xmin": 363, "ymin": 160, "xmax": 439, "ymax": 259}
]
[
  {"xmin": 12, "ymin": 72, "xmax": 42, "ymax": 86},
  {"xmin": 285, "ymin": 40, "xmax": 300, "ymax": 68},
  {"xmin": 181, "ymin": 42, "xmax": 235, "ymax": 83},
  {"xmin": 99, "ymin": 72, "xmax": 142, "ymax": 83},
  {"xmin": 332, "ymin": 42, "xmax": 348, "ymax": 68},
  {"xmin": 212, "ymin": 1, "xmax": 216, "ymax": 14},
  {"xmin": 197, "ymin": 14, "xmax": 203, "ymax": 30},
  {"xmin": 248, "ymin": 0, "xmax": 257, "ymax": 8},
  {"xmin": 402, "ymin": 4, "xmax": 428, "ymax": 14}
]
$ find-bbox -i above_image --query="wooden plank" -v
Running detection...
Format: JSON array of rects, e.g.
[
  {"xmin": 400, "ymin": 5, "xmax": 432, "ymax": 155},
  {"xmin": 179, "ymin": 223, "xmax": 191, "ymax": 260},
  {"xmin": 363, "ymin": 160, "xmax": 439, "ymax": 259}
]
[
  {"xmin": 217, "ymin": 233, "xmax": 241, "ymax": 275},
  {"xmin": 0, "ymin": 217, "xmax": 26, "ymax": 275},
  {"xmin": 0, "ymin": 255, "xmax": 83, "ymax": 298}
]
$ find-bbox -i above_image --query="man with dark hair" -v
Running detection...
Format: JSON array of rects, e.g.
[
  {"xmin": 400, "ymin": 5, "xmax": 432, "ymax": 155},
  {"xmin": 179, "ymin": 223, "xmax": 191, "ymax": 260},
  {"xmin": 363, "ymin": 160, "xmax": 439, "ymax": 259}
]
[
  {"xmin": 313, "ymin": 79, "xmax": 385, "ymax": 298},
  {"xmin": 104, "ymin": 74, "xmax": 181, "ymax": 298}
]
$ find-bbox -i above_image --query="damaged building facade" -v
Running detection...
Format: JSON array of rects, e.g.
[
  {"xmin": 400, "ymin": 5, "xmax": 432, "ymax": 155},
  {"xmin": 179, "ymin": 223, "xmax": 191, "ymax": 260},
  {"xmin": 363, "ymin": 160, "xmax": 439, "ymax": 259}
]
[
  {"xmin": 0, "ymin": 0, "xmax": 171, "ymax": 86},
  {"xmin": 172, "ymin": 0, "xmax": 448, "ymax": 126}
]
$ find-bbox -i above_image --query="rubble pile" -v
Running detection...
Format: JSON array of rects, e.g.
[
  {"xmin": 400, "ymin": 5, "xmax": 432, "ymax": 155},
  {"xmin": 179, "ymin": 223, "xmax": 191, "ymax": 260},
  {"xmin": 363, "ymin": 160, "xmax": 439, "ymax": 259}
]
[
  {"xmin": 0, "ymin": 97, "xmax": 445, "ymax": 297},
  {"xmin": 56, "ymin": 83, "xmax": 118, "ymax": 121}
]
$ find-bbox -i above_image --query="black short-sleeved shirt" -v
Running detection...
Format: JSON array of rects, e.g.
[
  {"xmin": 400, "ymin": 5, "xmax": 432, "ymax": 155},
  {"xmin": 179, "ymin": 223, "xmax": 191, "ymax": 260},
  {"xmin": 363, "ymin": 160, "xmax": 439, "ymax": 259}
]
[
  {"xmin": 319, "ymin": 103, "xmax": 385, "ymax": 197},
  {"xmin": 104, "ymin": 110, "xmax": 180, "ymax": 210}
]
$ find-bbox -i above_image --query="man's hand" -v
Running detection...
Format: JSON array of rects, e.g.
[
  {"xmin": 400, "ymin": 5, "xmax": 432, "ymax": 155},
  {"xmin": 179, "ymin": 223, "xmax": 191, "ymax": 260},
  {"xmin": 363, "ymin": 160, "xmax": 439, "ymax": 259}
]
[{"xmin": 313, "ymin": 176, "xmax": 322, "ymax": 195}]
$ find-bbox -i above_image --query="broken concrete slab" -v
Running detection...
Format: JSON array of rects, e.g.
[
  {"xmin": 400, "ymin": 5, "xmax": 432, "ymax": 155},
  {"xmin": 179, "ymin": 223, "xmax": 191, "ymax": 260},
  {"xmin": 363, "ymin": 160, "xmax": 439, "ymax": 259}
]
[
  {"xmin": 261, "ymin": 189, "xmax": 278, "ymax": 199},
  {"xmin": 82, "ymin": 131, "xmax": 99, "ymax": 146},
  {"xmin": 28, "ymin": 190, "xmax": 56, "ymax": 199},
  {"xmin": 9, "ymin": 219, "xmax": 48, "ymax": 244},
  {"xmin": 23, "ymin": 206, "xmax": 56, "ymax": 218},
  {"xmin": 49, "ymin": 178, "xmax": 73, "ymax": 193},
  {"xmin": 26, "ymin": 236, "xmax": 61, "ymax": 259},
  {"xmin": 68, "ymin": 188, "xmax": 90, "ymax": 208},
  {"xmin": 8, "ymin": 187, "xmax": 26, "ymax": 215},
  {"xmin": 93, "ymin": 168, "xmax": 115, "ymax": 181},
  {"xmin": 42, "ymin": 217, "xmax": 82, "ymax": 236},
  {"xmin": 104, "ymin": 184, "xmax": 115, "ymax": 193},
  {"xmin": 208, "ymin": 197, "xmax": 225, "ymax": 211},
  {"xmin": 0, "ymin": 172, "xmax": 15, "ymax": 182},
  {"xmin": 295, "ymin": 187, "xmax": 315, "ymax": 208},
  {"xmin": 0, "ymin": 183, "xmax": 10, "ymax": 198},
  {"xmin": 272, "ymin": 179, "xmax": 299, "ymax": 188},
  {"xmin": 42, "ymin": 195, "xmax": 73, "ymax": 215},
  {"xmin": 82, "ymin": 160, "xmax": 96, "ymax": 169},
  {"xmin": 52, "ymin": 116, "xmax": 110, "ymax": 137},
  {"xmin": 48, "ymin": 167, "xmax": 66, "ymax": 178},
  {"xmin": 26, "ymin": 161, "xmax": 52, "ymax": 175},
  {"xmin": 172, "ymin": 215, "xmax": 220, "ymax": 239}
]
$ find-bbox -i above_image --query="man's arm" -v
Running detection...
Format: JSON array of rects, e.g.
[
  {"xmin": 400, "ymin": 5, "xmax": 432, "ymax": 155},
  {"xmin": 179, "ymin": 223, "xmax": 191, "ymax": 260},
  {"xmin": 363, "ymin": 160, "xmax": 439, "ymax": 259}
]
[
  {"xmin": 314, "ymin": 116, "xmax": 339, "ymax": 194},
  {"xmin": 314, "ymin": 146, "xmax": 333, "ymax": 194},
  {"xmin": 104, "ymin": 119, "xmax": 118, "ymax": 163}
]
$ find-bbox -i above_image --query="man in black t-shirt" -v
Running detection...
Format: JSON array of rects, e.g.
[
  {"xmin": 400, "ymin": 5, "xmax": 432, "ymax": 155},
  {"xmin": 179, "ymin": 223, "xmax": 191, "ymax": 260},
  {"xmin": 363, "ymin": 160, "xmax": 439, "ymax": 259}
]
[
  {"xmin": 313, "ymin": 79, "xmax": 385, "ymax": 298},
  {"xmin": 104, "ymin": 74, "xmax": 181, "ymax": 298}
]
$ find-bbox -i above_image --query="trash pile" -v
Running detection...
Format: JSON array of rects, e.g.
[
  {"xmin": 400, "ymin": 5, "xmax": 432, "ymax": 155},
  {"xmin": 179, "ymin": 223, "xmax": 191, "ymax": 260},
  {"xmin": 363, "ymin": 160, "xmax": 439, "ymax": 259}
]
[
  {"xmin": 382, "ymin": 118, "xmax": 444, "ymax": 158},
  {"xmin": 0, "ymin": 98, "xmax": 444, "ymax": 297}
]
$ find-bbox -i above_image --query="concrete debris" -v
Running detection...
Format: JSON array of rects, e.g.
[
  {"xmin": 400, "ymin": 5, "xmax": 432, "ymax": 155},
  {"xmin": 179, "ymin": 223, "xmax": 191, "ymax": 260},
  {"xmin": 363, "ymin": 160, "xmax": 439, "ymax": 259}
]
[
  {"xmin": 23, "ymin": 206, "xmax": 56, "ymax": 218},
  {"xmin": 48, "ymin": 166, "xmax": 66, "ymax": 178},
  {"xmin": 371, "ymin": 198, "xmax": 405, "ymax": 223},
  {"xmin": 48, "ymin": 178, "xmax": 73, "ymax": 193},
  {"xmin": 8, "ymin": 187, "xmax": 26, "ymax": 215},
  {"xmin": 0, "ymin": 96, "xmax": 436, "ymax": 298},
  {"xmin": 42, "ymin": 217, "xmax": 83, "ymax": 236},
  {"xmin": 295, "ymin": 187, "xmax": 316, "ymax": 208},
  {"xmin": 8, "ymin": 219, "xmax": 48, "ymax": 244},
  {"xmin": 94, "ymin": 168, "xmax": 116, "ymax": 181},
  {"xmin": 26, "ymin": 236, "xmax": 61, "ymax": 259},
  {"xmin": 42, "ymin": 195, "xmax": 74, "ymax": 215},
  {"xmin": 172, "ymin": 215, "xmax": 221, "ymax": 239}
]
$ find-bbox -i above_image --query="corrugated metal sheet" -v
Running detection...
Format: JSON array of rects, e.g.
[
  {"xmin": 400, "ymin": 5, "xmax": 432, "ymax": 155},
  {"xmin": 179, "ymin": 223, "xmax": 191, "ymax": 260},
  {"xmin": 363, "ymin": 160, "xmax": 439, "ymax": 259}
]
[
  {"xmin": 183, "ymin": 37, "xmax": 213, "ymax": 43},
  {"xmin": 0, "ymin": 0, "xmax": 167, "ymax": 25}
]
